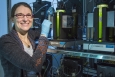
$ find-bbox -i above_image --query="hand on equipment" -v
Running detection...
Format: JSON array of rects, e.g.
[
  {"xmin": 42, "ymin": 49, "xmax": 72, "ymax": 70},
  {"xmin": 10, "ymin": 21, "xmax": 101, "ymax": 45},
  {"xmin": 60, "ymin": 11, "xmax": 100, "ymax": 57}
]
[{"xmin": 41, "ymin": 19, "xmax": 52, "ymax": 37}]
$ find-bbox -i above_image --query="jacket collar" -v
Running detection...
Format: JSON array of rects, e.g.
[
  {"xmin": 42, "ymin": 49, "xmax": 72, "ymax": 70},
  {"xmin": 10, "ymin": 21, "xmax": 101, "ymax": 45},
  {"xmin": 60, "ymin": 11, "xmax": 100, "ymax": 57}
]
[{"xmin": 9, "ymin": 29, "xmax": 35, "ymax": 50}]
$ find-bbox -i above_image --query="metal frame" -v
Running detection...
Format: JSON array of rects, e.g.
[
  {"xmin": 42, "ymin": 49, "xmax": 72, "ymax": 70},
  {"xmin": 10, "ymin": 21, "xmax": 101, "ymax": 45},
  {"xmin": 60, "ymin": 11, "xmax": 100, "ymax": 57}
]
[{"xmin": 7, "ymin": 0, "xmax": 12, "ymax": 33}]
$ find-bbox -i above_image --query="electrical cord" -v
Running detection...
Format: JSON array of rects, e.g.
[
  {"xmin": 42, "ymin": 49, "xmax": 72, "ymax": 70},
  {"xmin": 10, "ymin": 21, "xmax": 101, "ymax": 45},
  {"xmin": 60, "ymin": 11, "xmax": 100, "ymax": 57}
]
[
  {"xmin": 61, "ymin": 57, "xmax": 81, "ymax": 77},
  {"xmin": 109, "ymin": 0, "xmax": 113, "ymax": 3},
  {"xmin": 49, "ymin": 66, "xmax": 58, "ymax": 77},
  {"xmin": 33, "ymin": 18, "xmax": 41, "ymax": 27},
  {"xmin": 62, "ymin": 66, "xmax": 71, "ymax": 77},
  {"xmin": 82, "ymin": 60, "xmax": 89, "ymax": 77},
  {"xmin": 47, "ymin": 47, "xmax": 66, "ymax": 76},
  {"xmin": 33, "ymin": 4, "xmax": 48, "ymax": 15},
  {"xmin": 50, "ymin": 53, "xmax": 60, "ymax": 67},
  {"xmin": 42, "ymin": 53, "xmax": 63, "ymax": 77},
  {"xmin": 61, "ymin": 63, "xmax": 82, "ymax": 77},
  {"xmin": 46, "ymin": 54, "xmax": 63, "ymax": 77},
  {"xmin": 42, "ymin": 59, "xmax": 50, "ymax": 77}
]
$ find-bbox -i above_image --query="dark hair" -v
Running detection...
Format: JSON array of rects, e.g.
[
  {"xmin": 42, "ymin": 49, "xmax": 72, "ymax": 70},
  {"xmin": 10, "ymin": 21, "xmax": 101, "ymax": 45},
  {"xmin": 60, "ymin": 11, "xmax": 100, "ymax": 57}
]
[{"xmin": 11, "ymin": 2, "xmax": 32, "ymax": 18}]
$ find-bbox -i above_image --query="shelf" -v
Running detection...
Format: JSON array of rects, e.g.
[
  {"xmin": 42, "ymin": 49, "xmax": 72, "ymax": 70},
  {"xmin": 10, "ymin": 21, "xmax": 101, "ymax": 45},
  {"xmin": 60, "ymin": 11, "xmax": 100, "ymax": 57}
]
[{"xmin": 47, "ymin": 49, "xmax": 115, "ymax": 61}]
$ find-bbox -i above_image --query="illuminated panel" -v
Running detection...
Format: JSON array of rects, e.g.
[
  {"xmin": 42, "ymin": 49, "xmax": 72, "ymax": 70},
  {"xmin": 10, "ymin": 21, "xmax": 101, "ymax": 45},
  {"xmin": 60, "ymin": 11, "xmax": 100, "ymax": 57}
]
[
  {"xmin": 56, "ymin": 10, "xmax": 65, "ymax": 39},
  {"xmin": 97, "ymin": 4, "xmax": 108, "ymax": 42}
]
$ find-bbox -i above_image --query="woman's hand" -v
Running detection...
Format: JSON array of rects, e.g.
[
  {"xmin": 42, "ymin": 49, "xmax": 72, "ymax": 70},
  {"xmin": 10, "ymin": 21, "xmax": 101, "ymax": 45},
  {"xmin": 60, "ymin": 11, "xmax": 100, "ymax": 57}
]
[{"xmin": 41, "ymin": 19, "xmax": 52, "ymax": 37}]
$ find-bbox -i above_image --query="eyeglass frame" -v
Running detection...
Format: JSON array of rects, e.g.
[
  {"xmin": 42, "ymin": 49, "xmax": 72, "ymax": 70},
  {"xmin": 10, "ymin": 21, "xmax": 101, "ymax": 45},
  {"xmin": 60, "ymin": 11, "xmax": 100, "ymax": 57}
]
[{"xmin": 14, "ymin": 13, "xmax": 34, "ymax": 18}]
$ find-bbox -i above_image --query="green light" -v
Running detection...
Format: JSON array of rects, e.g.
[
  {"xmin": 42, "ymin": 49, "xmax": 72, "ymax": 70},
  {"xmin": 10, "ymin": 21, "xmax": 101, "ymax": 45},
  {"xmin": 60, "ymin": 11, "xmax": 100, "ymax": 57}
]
[
  {"xmin": 57, "ymin": 15, "xmax": 59, "ymax": 38},
  {"xmin": 99, "ymin": 8, "xmax": 102, "ymax": 42},
  {"xmin": 56, "ymin": 10, "xmax": 65, "ymax": 39},
  {"xmin": 97, "ymin": 4, "xmax": 108, "ymax": 42},
  {"xmin": 97, "ymin": 4, "xmax": 108, "ymax": 8},
  {"xmin": 56, "ymin": 10, "xmax": 65, "ymax": 13}
]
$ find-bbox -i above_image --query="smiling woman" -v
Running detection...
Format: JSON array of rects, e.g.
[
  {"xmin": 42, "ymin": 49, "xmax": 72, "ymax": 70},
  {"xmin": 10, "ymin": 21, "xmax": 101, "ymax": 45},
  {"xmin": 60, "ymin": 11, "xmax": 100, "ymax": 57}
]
[
  {"xmin": 11, "ymin": 4, "xmax": 33, "ymax": 33},
  {"xmin": 0, "ymin": 2, "xmax": 52, "ymax": 77}
]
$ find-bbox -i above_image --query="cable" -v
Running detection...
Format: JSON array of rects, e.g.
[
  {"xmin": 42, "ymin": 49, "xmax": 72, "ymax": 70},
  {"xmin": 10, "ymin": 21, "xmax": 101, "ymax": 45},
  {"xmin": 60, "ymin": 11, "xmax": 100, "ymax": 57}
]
[
  {"xmin": 49, "ymin": 66, "xmax": 58, "ymax": 77},
  {"xmin": 62, "ymin": 64, "xmax": 81, "ymax": 77},
  {"xmin": 42, "ymin": 59, "xmax": 50, "ymax": 77},
  {"xmin": 33, "ymin": 18, "xmax": 42, "ymax": 28},
  {"xmin": 61, "ymin": 58, "xmax": 82, "ymax": 77},
  {"xmin": 34, "ymin": 18, "xmax": 41, "ymax": 25},
  {"xmin": 93, "ymin": 7, "xmax": 97, "ymax": 12},
  {"xmin": 63, "ymin": 64, "xmax": 82, "ymax": 77},
  {"xmin": 50, "ymin": 53, "xmax": 60, "ymax": 67},
  {"xmin": 34, "ymin": 4, "xmax": 48, "ymax": 15},
  {"xmin": 75, "ymin": 64, "xmax": 82, "ymax": 76},
  {"xmin": 109, "ymin": 0, "xmax": 113, "ymax": 3},
  {"xmin": 48, "ymin": 52, "xmax": 65, "ymax": 77},
  {"xmin": 43, "ymin": 53, "xmax": 63, "ymax": 77}
]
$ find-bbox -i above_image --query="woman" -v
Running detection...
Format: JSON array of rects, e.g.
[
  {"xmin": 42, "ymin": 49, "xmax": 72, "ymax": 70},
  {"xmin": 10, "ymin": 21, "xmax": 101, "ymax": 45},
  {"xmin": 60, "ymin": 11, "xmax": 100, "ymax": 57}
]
[{"xmin": 0, "ymin": 2, "xmax": 51, "ymax": 77}]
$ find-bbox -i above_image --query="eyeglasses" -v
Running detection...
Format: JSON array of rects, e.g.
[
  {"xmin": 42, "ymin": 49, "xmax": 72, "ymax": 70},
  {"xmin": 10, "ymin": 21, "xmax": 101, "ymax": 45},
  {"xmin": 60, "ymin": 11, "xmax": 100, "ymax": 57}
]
[{"xmin": 14, "ymin": 13, "xmax": 33, "ymax": 18}]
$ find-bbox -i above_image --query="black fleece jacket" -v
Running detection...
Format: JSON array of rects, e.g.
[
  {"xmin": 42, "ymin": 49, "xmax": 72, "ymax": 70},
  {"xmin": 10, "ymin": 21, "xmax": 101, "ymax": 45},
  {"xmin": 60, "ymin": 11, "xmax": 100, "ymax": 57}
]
[{"xmin": 0, "ymin": 29, "xmax": 49, "ymax": 77}]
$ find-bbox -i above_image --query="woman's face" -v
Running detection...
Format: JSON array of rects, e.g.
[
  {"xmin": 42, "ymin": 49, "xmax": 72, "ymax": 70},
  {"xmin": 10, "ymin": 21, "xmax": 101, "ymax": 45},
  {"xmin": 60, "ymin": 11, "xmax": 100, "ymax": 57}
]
[{"xmin": 12, "ymin": 5, "xmax": 33, "ymax": 33}]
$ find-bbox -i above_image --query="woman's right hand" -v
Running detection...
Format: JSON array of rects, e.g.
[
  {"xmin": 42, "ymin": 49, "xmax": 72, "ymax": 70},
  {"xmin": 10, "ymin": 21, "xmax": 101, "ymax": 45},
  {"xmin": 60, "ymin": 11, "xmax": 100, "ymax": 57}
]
[{"xmin": 41, "ymin": 19, "xmax": 52, "ymax": 37}]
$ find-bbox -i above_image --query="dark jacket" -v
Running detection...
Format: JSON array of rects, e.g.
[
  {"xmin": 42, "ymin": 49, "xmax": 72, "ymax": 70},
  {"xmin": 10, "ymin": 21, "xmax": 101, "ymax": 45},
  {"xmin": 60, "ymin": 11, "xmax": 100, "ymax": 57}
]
[{"xmin": 0, "ymin": 29, "xmax": 49, "ymax": 77}]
